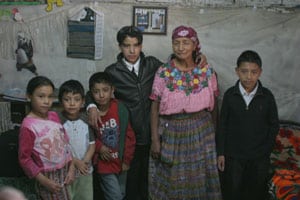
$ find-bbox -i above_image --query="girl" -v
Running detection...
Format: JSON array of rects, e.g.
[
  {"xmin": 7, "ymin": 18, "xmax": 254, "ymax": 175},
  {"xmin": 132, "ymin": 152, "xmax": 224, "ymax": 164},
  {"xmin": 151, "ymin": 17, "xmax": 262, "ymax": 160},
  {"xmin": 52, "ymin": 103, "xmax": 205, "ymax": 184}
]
[{"xmin": 18, "ymin": 76, "xmax": 75, "ymax": 200}]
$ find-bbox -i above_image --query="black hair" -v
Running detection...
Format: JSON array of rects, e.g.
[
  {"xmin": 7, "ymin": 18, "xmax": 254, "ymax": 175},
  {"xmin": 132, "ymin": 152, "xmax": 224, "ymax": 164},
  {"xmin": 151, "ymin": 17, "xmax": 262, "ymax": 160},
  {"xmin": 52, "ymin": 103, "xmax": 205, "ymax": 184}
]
[
  {"xmin": 237, "ymin": 50, "xmax": 262, "ymax": 68},
  {"xmin": 117, "ymin": 26, "xmax": 143, "ymax": 46},
  {"xmin": 89, "ymin": 72, "xmax": 113, "ymax": 90},
  {"xmin": 26, "ymin": 76, "xmax": 55, "ymax": 95},
  {"xmin": 58, "ymin": 80, "xmax": 85, "ymax": 102}
]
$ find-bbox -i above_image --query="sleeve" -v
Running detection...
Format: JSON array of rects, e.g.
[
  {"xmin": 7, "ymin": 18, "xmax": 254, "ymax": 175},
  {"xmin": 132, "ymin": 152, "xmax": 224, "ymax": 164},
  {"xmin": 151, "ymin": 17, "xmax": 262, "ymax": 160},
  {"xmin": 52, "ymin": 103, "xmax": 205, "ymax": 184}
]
[
  {"xmin": 81, "ymin": 113, "xmax": 96, "ymax": 144},
  {"xmin": 94, "ymin": 129, "xmax": 103, "ymax": 154},
  {"xmin": 216, "ymin": 91, "xmax": 229, "ymax": 156},
  {"xmin": 89, "ymin": 126, "xmax": 96, "ymax": 144},
  {"xmin": 211, "ymin": 68, "xmax": 220, "ymax": 97},
  {"xmin": 149, "ymin": 66, "xmax": 165, "ymax": 101},
  {"xmin": 18, "ymin": 126, "xmax": 41, "ymax": 178},
  {"xmin": 268, "ymin": 91, "xmax": 279, "ymax": 151},
  {"xmin": 122, "ymin": 122, "xmax": 136, "ymax": 166},
  {"xmin": 85, "ymin": 90, "xmax": 96, "ymax": 109}
]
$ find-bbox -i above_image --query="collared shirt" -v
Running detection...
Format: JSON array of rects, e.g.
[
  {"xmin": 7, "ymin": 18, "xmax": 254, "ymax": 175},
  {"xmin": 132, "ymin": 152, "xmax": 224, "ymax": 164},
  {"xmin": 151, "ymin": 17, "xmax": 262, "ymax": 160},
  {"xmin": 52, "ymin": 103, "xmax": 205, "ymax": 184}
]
[
  {"xmin": 239, "ymin": 82, "xmax": 258, "ymax": 106},
  {"xmin": 123, "ymin": 58, "xmax": 140, "ymax": 75}
]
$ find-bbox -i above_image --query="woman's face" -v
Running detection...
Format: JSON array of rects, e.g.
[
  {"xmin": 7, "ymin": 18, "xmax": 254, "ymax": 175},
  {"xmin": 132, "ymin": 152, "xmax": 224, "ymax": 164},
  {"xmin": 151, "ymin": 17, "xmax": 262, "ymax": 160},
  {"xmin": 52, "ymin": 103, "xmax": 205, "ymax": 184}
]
[{"xmin": 172, "ymin": 37, "xmax": 196, "ymax": 61}]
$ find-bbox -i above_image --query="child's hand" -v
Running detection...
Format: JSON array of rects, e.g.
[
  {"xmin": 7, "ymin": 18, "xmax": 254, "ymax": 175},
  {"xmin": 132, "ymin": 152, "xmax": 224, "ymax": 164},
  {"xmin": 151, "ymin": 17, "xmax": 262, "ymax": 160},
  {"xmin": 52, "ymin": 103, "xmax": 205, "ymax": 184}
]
[
  {"xmin": 36, "ymin": 173, "xmax": 63, "ymax": 193},
  {"xmin": 150, "ymin": 139, "xmax": 161, "ymax": 160},
  {"xmin": 122, "ymin": 163, "xmax": 130, "ymax": 171},
  {"xmin": 217, "ymin": 155, "xmax": 225, "ymax": 172},
  {"xmin": 76, "ymin": 159, "xmax": 89, "ymax": 175},
  {"xmin": 64, "ymin": 164, "xmax": 75, "ymax": 185},
  {"xmin": 88, "ymin": 107, "xmax": 101, "ymax": 128},
  {"xmin": 99, "ymin": 145, "xmax": 112, "ymax": 161}
]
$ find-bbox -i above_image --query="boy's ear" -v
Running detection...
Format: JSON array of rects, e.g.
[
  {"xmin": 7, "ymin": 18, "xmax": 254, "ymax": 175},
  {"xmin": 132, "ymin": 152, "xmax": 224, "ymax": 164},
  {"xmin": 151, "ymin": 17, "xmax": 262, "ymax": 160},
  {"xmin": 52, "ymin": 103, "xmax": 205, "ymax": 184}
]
[
  {"xmin": 26, "ymin": 94, "xmax": 31, "ymax": 102},
  {"xmin": 235, "ymin": 67, "xmax": 239, "ymax": 74},
  {"xmin": 82, "ymin": 99, "xmax": 85, "ymax": 108},
  {"xmin": 111, "ymin": 86, "xmax": 115, "ymax": 97}
]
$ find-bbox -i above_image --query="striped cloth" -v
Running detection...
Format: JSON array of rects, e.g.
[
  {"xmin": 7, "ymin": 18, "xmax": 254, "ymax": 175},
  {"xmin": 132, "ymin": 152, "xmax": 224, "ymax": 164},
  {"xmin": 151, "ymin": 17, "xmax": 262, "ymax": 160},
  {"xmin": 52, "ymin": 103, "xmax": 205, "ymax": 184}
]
[
  {"xmin": 149, "ymin": 111, "xmax": 221, "ymax": 200},
  {"xmin": 35, "ymin": 164, "xmax": 71, "ymax": 200}
]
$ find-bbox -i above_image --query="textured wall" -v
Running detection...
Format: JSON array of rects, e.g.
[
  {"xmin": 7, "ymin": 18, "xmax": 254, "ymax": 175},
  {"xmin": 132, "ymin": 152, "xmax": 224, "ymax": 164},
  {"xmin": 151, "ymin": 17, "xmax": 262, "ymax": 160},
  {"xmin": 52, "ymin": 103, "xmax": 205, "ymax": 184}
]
[{"xmin": 0, "ymin": 2, "xmax": 300, "ymax": 122}]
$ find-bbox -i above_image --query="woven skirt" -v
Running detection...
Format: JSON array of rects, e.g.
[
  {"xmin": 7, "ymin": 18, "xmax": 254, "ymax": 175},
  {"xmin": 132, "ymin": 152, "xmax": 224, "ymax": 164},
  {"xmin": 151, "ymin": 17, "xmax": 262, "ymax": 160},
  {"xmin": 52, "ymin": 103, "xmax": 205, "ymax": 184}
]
[
  {"xmin": 149, "ymin": 111, "xmax": 221, "ymax": 200},
  {"xmin": 35, "ymin": 164, "xmax": 71, "ymax": 200}
]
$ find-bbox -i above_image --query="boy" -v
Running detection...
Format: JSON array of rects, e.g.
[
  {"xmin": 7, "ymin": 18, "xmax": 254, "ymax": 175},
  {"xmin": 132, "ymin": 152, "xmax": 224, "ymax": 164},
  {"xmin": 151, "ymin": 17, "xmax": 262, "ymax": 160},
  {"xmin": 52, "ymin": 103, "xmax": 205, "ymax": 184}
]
[
  {"xmin": 89, "ymin": 72, "xmax": 136, "ymax": 200},
  {"xmin": 216, "ymin": 50, "xmax": 279, "ymax": 200},
  {"xmin": 58, "ymin": 80, "xmax": 95, "ymax": 200}
]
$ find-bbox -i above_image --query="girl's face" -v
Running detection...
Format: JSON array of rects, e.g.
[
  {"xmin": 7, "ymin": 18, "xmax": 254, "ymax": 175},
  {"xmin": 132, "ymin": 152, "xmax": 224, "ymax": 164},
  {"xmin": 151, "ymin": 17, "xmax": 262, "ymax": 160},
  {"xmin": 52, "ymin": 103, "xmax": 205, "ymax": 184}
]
[
  {"xmin": 91, "ymin": 83, "xmax": 114, "ymax": 108},
  {"xmin": 27, "ymin": 85, "xmax": 54, "ymax": 118}
]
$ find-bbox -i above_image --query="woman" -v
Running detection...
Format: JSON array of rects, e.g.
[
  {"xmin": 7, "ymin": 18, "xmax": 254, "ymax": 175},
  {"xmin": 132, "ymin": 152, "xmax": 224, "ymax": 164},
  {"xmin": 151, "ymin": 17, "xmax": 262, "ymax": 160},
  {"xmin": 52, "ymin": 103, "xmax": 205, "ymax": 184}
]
[{"xmin": 149, "ymin": 25, "xmax": 221, "ymax": 199}]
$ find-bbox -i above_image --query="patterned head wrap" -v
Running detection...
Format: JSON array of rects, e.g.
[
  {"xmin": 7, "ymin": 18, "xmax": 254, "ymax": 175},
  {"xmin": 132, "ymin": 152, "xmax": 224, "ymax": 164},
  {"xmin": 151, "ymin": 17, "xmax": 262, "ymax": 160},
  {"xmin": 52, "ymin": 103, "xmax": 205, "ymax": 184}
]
[{"xmin": 172, "ymin": 25, "xmax": 201, "ymax": 57}]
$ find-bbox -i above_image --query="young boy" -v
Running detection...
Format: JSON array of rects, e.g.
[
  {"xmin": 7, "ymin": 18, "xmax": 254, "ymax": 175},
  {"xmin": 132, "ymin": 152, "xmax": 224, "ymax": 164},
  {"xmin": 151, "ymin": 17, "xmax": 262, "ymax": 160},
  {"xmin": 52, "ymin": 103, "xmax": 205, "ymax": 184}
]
[
  {"xmin": 89, "ymin": 71, "xmax": 136, "ymax": 200},
  {"xmin": 216, "ymin": 50, "xmax": 279, "ymax": 200},
  {"xmin": 58, "ymin": 80, "xmax": 95, "ymax": 200}
]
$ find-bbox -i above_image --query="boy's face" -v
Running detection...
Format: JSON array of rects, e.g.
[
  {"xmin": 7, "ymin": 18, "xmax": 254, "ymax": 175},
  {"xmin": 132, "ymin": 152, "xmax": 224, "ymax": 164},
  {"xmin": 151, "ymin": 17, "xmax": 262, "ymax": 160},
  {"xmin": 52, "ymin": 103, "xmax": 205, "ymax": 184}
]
[
  {"xmin": 119, "ymin": 36, "xmax": 142, "ymax": 64},
  {"xmin": 91, "ymin": 83, "xmax": 114, "ymax": 108},
  {"xmin": 61, "ymin": 92, "xmax": 84, "ymax": 117},
  {"xmin": 236, "ymin": 62, "xmax": 262, "ymax": 93}
]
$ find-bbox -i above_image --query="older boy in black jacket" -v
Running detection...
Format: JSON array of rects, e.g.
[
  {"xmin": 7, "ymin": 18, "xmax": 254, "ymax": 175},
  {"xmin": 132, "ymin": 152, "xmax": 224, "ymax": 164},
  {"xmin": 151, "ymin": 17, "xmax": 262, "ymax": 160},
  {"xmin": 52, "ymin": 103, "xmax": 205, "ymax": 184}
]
[{"xmin": 216, "ymin": 50, "xmax": 279, "ymax": 200}]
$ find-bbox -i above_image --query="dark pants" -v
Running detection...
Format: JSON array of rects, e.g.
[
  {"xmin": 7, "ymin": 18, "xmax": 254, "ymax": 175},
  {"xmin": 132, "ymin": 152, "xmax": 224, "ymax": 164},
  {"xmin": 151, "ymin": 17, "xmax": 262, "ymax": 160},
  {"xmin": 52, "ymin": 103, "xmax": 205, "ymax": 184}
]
[
  {"xmin": 222, "ymin": 156, "xmax": 270, "ymax": 200},
  {"xmin": 125, "ymin": 144, "xmax": 150, "ymax": 200}
]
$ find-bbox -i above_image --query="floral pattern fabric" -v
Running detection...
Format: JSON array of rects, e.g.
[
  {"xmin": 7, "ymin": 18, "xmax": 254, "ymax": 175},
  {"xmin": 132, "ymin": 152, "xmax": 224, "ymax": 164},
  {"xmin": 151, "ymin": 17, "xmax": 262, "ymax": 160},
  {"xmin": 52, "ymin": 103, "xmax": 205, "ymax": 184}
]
[
  {"xmin": 150, "ymin": 60, "xmax": 218, "ymax": 115},
  {"xmin": 159, "ymin": 61, "xmax": 213, "ymax": 96},
  {"xmin": 269, "ymin": 121, "xmax": 300, "ymax": 200}
]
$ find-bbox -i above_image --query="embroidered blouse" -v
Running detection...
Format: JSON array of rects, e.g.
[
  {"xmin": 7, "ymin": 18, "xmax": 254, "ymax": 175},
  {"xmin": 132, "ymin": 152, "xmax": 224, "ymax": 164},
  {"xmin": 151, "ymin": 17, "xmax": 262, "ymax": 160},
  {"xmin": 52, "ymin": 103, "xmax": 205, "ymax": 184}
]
[{"xmin": 150, "ymin": 60, "xmax": 219, "ymax": 115}]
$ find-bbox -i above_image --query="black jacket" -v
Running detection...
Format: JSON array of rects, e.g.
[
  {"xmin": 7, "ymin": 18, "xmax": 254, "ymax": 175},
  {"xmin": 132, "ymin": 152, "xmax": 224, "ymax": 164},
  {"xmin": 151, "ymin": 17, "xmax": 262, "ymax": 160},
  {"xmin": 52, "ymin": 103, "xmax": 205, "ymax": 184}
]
[
  {"xmin": 104, "ymin": 52, "xmax": 162, "ymax": 145},
  {"xmin": 216, "ymin": 80, "xmax": 279, "ymax": 159}
]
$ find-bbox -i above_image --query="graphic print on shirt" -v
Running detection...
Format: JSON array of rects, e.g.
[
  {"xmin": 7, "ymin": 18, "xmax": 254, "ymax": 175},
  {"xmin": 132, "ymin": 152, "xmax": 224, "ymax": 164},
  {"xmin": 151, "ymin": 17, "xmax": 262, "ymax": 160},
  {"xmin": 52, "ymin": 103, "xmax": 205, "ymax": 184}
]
[
  {"xmin": 100, "ymin": 118, "xmax": 119, "ymax": 158},
  {"xmin": 39, "ymin": 129, "xmax": 66, "ymax": 161}
]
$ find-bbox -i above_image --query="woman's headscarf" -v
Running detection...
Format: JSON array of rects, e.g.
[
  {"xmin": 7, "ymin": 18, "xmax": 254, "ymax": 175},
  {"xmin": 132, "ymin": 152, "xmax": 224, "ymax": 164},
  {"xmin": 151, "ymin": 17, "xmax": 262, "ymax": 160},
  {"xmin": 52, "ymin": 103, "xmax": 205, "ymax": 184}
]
[{"xmin": 172, "ymin": 25, "xmax": 201, "ymax": 60}]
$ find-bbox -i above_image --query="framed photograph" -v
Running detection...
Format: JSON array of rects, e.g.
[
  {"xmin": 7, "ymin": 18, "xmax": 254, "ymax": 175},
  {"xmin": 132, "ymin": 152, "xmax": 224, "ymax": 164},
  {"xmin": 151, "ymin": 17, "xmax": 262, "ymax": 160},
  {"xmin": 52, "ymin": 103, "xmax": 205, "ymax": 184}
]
[{"xmin": 133, "ymin": 6, "xmax": 167, "ymax": 35}]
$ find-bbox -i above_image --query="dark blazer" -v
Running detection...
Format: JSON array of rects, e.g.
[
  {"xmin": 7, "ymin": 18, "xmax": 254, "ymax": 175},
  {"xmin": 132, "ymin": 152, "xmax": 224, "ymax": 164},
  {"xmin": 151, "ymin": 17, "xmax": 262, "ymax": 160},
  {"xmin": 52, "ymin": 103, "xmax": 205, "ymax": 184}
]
[{"xmin": 216, "ymin": 80, "xmax": 279, "ymax": 159}]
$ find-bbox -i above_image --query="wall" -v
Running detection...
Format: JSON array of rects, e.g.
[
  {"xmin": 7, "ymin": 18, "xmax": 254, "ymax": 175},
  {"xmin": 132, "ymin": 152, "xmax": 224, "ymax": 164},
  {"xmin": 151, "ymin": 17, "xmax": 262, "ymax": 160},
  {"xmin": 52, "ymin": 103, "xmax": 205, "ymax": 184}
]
[{"xmin": 0, "ymin": 1, "xmax": 300, "ymax": 122}]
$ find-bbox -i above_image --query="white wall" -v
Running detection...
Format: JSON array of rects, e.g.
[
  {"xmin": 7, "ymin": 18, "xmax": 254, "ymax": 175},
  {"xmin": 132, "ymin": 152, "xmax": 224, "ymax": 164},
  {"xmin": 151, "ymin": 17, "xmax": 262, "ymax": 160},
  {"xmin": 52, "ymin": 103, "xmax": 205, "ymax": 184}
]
[{"xmin": 0, "ymin": 1, "xmax": 300, "ymax": 122}]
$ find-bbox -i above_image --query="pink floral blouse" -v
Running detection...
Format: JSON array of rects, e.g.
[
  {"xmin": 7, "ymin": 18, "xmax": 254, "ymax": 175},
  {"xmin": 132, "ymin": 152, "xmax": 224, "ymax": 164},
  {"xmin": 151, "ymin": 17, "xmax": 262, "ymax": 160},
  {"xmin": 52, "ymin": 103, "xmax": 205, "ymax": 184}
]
[{"xmin": 150, "ymin": 60, "xmax": 219, "ymax": 115}]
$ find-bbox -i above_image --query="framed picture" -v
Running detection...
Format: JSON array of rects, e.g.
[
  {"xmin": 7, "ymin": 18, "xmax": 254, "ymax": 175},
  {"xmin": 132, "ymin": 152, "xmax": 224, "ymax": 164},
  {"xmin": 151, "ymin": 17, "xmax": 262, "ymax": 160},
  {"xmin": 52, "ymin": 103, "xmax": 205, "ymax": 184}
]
[{"xmin": 133, "ymin": 6, "xmax": 167, "ymax": 35}]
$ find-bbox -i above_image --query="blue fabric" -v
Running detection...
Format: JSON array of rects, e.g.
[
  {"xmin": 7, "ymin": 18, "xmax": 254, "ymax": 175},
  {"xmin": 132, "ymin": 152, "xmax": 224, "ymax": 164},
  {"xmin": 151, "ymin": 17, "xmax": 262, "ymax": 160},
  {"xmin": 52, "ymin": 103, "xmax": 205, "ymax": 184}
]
[{"xmin": 99, "ymin": 172, "xmax": 127, "ymax": 200}]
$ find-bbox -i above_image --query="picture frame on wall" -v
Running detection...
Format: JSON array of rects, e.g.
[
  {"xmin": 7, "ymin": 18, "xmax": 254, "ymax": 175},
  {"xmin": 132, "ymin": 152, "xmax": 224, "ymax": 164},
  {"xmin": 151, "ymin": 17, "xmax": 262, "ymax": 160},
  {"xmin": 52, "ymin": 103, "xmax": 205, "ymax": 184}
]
[{"xmin": 133, "ymin": 6, "xmax": 167, "ymax": 35}]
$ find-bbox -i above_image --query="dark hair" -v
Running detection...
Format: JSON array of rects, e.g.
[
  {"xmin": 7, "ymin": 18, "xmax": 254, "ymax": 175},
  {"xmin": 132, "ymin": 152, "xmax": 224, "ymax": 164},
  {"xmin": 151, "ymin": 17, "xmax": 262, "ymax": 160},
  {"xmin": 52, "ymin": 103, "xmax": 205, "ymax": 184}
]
[
  {"xmin": 89, "ymin": 72, "xmax": 113, "ymax": 90},
  {"xmin": 26, "ymin": 76, "xmax": 55, "ymax": 95},
  {"xmin": 117, "ymin": 26, "xmax": 143, "ymax": 46},
  {"xmin": 237, "ymin": 50, "xmax": 262, "ymax": 68},
  {"xmin": 58, "ymin": 80, "xmax": 85, "ymax": 102}
]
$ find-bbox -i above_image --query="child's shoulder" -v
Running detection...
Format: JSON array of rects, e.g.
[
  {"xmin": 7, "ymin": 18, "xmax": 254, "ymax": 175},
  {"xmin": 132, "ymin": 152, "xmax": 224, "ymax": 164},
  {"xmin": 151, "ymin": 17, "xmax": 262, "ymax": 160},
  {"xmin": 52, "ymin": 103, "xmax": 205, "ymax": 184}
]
[{"xmin": 48, "ymin": 111, "xmax": 60, "ymax": 122}]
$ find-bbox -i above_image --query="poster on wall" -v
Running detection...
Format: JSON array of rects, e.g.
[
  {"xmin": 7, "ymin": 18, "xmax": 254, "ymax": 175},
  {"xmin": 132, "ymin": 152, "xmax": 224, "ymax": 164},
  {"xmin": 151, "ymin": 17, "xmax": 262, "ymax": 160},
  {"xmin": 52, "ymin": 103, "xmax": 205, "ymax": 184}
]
[{"xmin": 133, "ymin": 6, "xmax": 167, "ymax": 35}]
